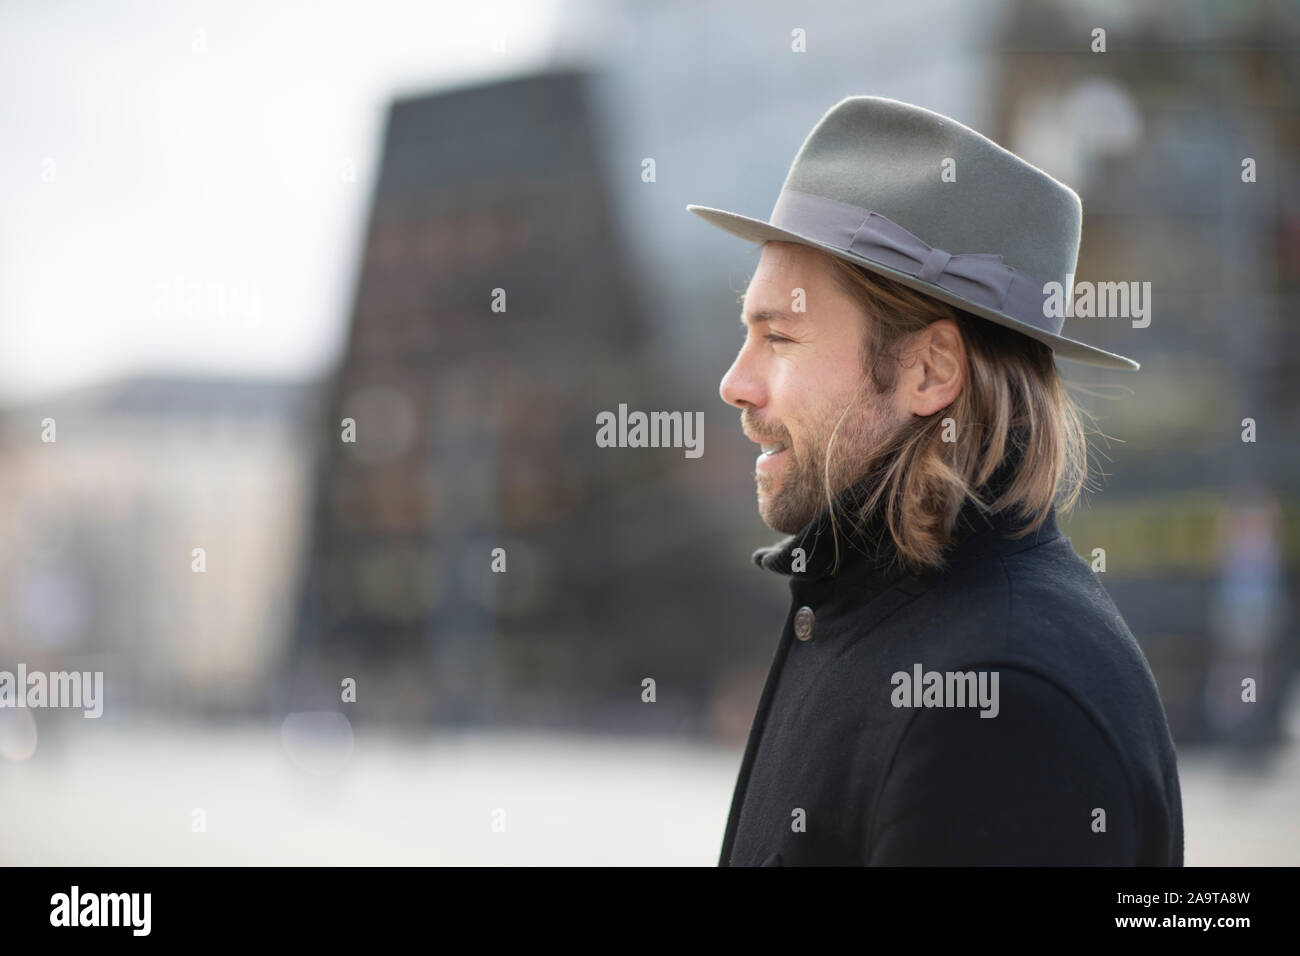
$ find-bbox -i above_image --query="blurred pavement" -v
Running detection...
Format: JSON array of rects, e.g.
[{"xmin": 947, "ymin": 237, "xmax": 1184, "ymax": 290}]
[{"xmin": 2, "ymin": 696, "xmax": 1297, "ymax": 866}]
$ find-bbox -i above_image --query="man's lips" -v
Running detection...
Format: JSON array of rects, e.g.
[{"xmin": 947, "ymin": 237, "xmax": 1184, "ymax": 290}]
[{"xmin": 745, "ymin": 431, "xmax": 790, "ymax": 474}]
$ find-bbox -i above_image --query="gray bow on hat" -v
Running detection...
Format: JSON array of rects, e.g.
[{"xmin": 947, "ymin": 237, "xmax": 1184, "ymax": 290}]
[{"xmin": 686, "ymin": 95, "xmax": 1139, "ymax": 371}]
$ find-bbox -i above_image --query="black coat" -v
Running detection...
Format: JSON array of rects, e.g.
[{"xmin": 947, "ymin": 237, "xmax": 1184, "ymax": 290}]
[{"xmin": 719, "ymin": 477, "xmax": 1185, "ymax": 866}]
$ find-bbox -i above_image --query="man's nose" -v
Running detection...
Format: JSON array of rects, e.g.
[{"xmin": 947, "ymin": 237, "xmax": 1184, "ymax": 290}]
[{"xmin": 719, "ymin": 347, "xmax": 764, "ymax": 409}]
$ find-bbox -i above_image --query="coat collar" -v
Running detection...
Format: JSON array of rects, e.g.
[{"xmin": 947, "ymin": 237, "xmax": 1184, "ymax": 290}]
[{"xmin": 751, "ymin": 449, "xmax": 1062, "ymax": 590}]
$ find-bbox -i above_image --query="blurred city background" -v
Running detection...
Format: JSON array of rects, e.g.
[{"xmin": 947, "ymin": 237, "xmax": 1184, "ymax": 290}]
[{"xmin": 1, "ymin": 0, "xmax": 1297, "ymax": 864}]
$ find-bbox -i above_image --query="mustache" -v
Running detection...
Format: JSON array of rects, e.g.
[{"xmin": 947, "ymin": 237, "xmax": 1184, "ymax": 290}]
[{"xmin": 741, "ymin": 414, "xmax": 790, "ymax": 444}]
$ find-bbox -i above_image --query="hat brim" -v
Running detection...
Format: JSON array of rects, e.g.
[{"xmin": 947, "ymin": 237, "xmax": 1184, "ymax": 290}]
[{"xmin": 686, "ymin": 203, "xmax": 1140, "ymax": 372}]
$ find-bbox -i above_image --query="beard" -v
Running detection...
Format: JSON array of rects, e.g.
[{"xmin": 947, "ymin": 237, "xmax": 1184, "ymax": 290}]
[{"xmin": 745, "ymin": 384, "xmax": 905, "ymax": 534}]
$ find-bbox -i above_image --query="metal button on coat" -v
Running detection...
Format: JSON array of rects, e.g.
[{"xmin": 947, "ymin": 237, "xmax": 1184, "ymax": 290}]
[{"xmin": 793, "ymin": 605, "xmax": 815, "ymax": 641}]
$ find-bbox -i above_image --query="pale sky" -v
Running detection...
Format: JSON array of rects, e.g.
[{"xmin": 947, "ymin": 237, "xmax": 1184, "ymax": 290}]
[{"xmin": 0, "ymin": 0, "xmax": 564, "ymax": 404}]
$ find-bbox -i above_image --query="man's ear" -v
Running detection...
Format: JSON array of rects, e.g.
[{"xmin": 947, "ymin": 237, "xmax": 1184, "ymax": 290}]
[{"xmin": 896, "ymin": 318, "xmax": 967, "ymax": 418}]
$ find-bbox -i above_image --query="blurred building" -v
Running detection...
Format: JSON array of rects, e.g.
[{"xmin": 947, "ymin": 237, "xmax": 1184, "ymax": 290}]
[
  {"xmin": 0, "ymin": 377, "xmax": 318, "ymax": 716},
  {"xmin": 286, "ymin": 71, "xmax": 774, "ymax": 736}
]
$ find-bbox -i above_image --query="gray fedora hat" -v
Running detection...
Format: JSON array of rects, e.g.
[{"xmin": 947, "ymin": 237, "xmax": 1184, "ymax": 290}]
[{"xmin": 686, "ymin": 95, "xmax": 1139, "ymax": 371}]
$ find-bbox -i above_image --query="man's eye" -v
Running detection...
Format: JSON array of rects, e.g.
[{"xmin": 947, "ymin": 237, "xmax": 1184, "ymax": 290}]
[{"xmin": 764, "ymin": 333, "xmax": 791, "ymax": 343}]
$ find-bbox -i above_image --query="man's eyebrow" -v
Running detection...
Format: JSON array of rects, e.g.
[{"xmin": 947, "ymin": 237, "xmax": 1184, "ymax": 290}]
[{"xmin": 738, "ymin": 308, "xmax": 802, "ymax": 327}]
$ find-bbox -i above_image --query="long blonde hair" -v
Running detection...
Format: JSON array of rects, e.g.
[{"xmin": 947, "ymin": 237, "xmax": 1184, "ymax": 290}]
[{"xmin": 823, "ymin": 254, "xmax": 1095, "ymax": 574}]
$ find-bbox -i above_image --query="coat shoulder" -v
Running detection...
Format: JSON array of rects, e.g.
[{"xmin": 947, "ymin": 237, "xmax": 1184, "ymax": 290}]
[
  {"xmin": 923, "ymin": 535, "xmax": 1166, "ymax": 727},
  {"xmin": 993, "ymin": 536, "xmax": 1154, "ymax": 691}
]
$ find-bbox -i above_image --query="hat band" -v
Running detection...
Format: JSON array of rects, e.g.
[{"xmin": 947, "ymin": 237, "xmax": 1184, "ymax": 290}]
[{"xmin": 769, "ymin": 188, "xmax": 1062, "ymax": 336}]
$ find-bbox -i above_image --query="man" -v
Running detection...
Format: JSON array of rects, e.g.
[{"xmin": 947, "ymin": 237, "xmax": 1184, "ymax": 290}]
[{"xmin": 686, "ymin": 96, "xmax": 1183, "ymax": 865}]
